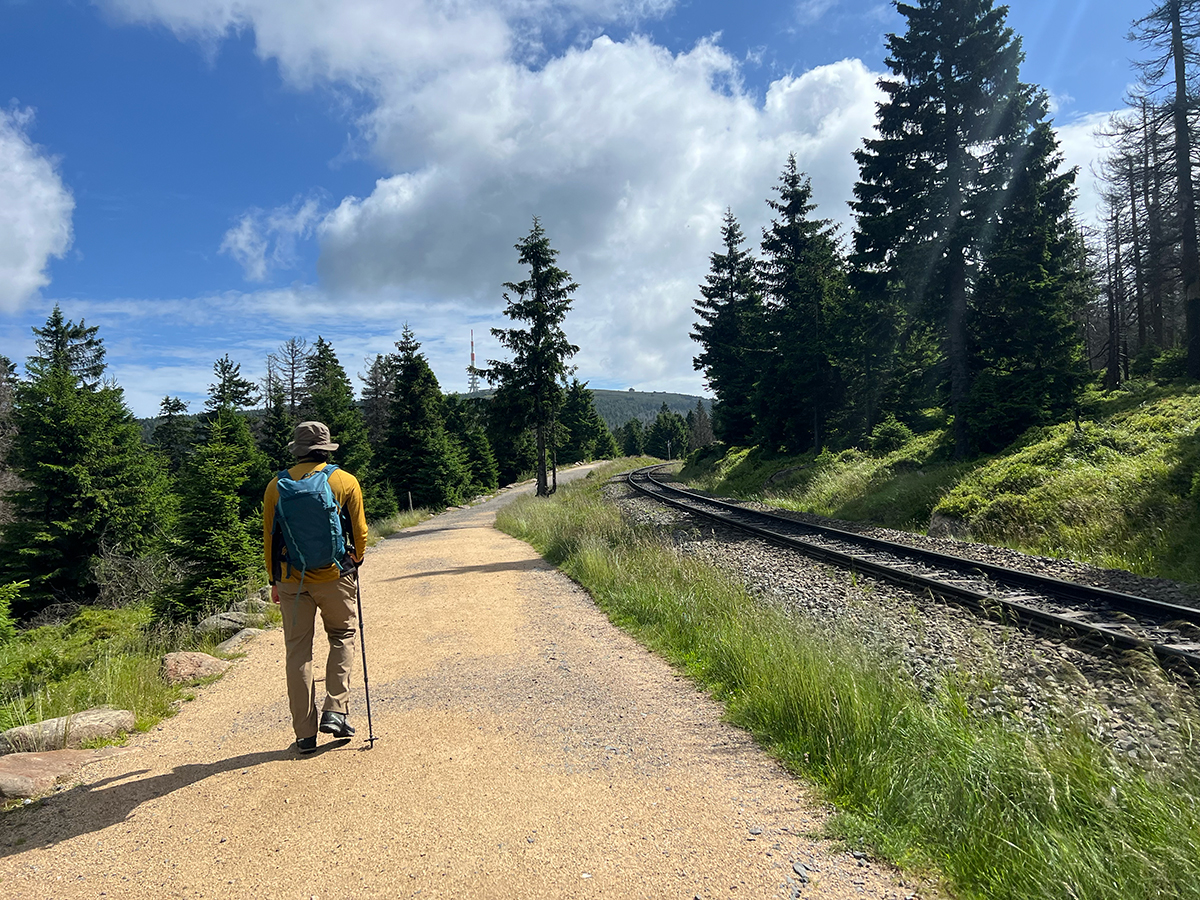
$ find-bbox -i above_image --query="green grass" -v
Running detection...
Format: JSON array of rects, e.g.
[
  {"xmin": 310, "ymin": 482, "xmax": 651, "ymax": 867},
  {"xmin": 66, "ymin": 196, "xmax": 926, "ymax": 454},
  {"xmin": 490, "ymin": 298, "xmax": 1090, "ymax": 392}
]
[
  {"xmin": 367, "ymin": 508, "xmax": 435, "ymax": 545},
  {"xmin": 935, "ymin": 388, "xmax": 1200, "ymax": 582},
  {"xmin": 0, "ymin": 605, "xmax": 216, "ymax": 733},
  {"xmin": 684, "ymin": 433, "xmax": 972, "ymax": 532},
  {"xmin": 497, "ymin": 460, "xmax": 1200, "ymax": 900}
]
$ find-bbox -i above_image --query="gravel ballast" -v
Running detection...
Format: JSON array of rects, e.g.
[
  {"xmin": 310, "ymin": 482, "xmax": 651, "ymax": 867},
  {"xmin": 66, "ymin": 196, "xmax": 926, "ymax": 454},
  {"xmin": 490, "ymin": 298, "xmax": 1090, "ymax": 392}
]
[{"xmin": 609, "ymin": 478, "xmax": 1200, "ymax": 767}]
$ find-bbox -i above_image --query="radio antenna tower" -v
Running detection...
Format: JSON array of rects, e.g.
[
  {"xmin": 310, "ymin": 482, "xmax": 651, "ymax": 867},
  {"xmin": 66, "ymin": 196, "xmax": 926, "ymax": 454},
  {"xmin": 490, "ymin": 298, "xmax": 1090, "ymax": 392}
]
[{"xmin": 466, "ymin": 329, "xmax": 481, "ymax": 394}]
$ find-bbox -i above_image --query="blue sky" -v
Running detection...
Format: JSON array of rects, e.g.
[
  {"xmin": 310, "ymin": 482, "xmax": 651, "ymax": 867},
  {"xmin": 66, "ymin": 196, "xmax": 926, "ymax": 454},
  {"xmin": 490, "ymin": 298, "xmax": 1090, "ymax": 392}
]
[{"xmin": 1, "ymin": 0, "xmax": 1142, "ymax": 416}]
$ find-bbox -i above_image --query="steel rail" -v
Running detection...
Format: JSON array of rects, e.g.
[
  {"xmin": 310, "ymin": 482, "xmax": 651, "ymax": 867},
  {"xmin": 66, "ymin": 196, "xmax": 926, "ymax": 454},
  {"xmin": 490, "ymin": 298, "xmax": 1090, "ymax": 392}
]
[{"xmin": 626, "ymin": 466, "xmax": 1200, "ymax": 672}]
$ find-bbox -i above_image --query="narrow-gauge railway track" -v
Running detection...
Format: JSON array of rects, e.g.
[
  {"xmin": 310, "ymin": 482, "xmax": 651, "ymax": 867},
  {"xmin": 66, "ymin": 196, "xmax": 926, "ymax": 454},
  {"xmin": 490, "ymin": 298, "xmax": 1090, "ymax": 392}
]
[{"xmin": 627, "ymin": 466, "xmax": 1200, "ymax": 673}]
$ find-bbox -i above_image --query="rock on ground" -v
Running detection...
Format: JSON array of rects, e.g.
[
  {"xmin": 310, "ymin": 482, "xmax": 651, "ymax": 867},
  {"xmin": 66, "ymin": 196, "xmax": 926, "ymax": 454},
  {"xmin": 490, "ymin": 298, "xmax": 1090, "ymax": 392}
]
[
  {"xmin": 0, "ymin": 708, "xmax": 136, "ymax": 754},
  {"xmin": 161, "ymin": 652, "xmax": 231, "ymax": 684},
  {"xmin": 0, "ymin": 747, "xmax": 141, "ymax": 799},
  {"xmin": 197, "ymin": 611, "xmax": 267, "ymax": 637},
  {"xmin": 215, "ymin": 628, "xmax": 265, "ymax": 653}
]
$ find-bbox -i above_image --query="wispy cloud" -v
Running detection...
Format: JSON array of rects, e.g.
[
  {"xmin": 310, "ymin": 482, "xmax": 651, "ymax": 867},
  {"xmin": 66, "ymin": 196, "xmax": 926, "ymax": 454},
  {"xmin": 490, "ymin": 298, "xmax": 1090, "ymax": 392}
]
[{"xmin": 220, "ymin": 196, "xmax": 323, "ymax": 282}]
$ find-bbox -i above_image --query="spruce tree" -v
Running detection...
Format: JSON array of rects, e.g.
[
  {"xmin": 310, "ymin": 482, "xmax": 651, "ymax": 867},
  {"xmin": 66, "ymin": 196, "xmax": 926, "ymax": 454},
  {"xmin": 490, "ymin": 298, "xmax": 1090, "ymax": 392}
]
[
  {"xmin": 687, "ymin": 400, "xmax": 714, "ymax": 451},
  {"xmin": 851, "ymin": 0, "xmax": 1030, "ymax": 458},
  {"xmin": 486, "ymin": 382, "xmax": 538, "ymax": 485},
  {"xmin": 966, "ymin": 117, "xmax": 1088, "ymax": 450},
  {"xmin": 755, "ymin": 156, "xmax": 846, "ymax": 452},
  {"xmin": 165, "ymin": 409, "xmax": 260, "ymax": 620},
  {"xmin": 487, "ymin": 218, "xmax": 580, "ymax": 497},
  {"xmin": 26, "ymin": 305, "xmax": 107, "ymax": 388},
  {"xmin": 1, "ymin": 314, "xmax": 170, "ymax": 617},
  {"xmin": 645, "ymin": 404, "xmax": 689, "ymax": 460},
  {"xmin": 382, "ymin": 328, "xmax": 468, "ymax": 509},
  {"xmin": 359, "ymin": 353, "xmax": 396, "ymax": 450},
  {"xmin": 617, "ymin": 418, "xmax": 646, "ymax": 456},
  {"xmin": 202, "ymin": 361, "xmax": 272, "ymax": 518},
  {"xmin": 444, "ymin": 395, "xmax": 500, "ymax": 495},
  {"xmin": 205, "ymin": 354, "xmax": 259, "ymax": 412},
  {"xmin": 153, "ymin": 396, "xmax": 194, "ymax": 473},
  {"xmin": 691, "ymin": 210, "xmax": 764, "ymax": 445},
  {"xmin": 303, "ymin": 337, "xmax": 371, "ymax": 474},
  {"xmin": 558, "ymin": 380, "xmax": 617, "ymax": 464},
  {"xmin": 257, "ymin": 371, "xmax": 295, "ymax": 470}
]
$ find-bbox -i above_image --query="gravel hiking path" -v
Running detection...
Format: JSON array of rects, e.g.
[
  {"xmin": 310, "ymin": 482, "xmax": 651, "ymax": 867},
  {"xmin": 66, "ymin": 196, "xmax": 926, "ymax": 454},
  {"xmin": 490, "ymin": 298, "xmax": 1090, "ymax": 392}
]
[{"xmin": 0, "ymin": 467, "xmax": 918, "ymax": 900}]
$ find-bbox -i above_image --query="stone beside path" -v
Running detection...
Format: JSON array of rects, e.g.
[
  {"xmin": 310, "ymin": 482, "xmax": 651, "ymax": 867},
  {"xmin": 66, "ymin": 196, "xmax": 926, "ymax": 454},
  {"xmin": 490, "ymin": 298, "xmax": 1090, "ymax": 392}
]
[
  {"xmin": 0, "ymin": 748, "xmax": 142, "ymax": 800},
  {"xmin": 161, "ymin": 652, "xmax": 231, "ymax": 685},
  {"xmin": 0, "ymin": 708, "xmax": 136, "ymax": 754}
]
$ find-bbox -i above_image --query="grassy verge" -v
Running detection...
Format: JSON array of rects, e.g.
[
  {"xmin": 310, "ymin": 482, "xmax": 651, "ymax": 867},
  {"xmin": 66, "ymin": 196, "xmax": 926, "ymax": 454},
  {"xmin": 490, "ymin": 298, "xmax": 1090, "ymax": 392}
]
[
  {"xmin": 367, "ymin": 508, "xmax": 435, "ymax": 545},
  {"xmin": 497, "ymin": 460, "xmax": 1200, "ymax": 900},
  {"xmin": 0, "ymin": 605, "xmax": 216, "ymax": 734}
]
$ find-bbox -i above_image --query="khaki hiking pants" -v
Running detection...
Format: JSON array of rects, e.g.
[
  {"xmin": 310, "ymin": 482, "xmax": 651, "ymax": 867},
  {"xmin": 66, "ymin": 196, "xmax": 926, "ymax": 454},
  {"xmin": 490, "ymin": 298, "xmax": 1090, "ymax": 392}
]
[{"xmin": 278, "ymin": 571, "xmax": 358, "ymax": 740}]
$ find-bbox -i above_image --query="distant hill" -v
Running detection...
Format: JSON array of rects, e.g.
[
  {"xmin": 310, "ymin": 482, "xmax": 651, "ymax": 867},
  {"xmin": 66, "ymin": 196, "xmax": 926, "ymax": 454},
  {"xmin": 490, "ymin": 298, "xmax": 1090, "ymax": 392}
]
[
  {"xmin": 455, "ymin": 388, "xmax": 709, "ymax": 431},
  {"xmin": 141, "ymin": 389, "xmax": 711, "ymax": 440},
  {"xmin": 590, "ymin": 390, "xmax": 710, "ymax": 431}
]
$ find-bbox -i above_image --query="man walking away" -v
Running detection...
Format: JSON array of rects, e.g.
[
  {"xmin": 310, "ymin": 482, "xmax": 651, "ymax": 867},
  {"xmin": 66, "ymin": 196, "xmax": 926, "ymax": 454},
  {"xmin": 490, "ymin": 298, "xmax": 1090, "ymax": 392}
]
[{"xmin": 263, "ymin": 421, "xmax": 370, "ymax": 754}]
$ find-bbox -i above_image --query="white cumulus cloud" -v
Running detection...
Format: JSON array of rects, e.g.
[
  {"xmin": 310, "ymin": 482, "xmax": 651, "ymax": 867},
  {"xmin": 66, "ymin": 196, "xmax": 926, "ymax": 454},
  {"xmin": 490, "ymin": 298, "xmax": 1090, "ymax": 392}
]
[
  {"xmin": 0, "ymin": 106, "xmax": 75, "ymax": 312},
  {"xmin": 1054, "ymin": 110, "xmax": 1118, "ymax": 230},
  {"xmin": 102, "ymin": 0, "xmax": 885, "ymax": 394}
]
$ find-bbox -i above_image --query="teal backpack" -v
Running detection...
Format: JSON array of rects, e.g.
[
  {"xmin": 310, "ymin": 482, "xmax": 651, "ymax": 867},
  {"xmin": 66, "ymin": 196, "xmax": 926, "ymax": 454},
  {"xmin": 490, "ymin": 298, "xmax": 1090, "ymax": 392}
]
[{"xmin": 274, "ymin": 464, "xmax": 347, "ymax": 575}]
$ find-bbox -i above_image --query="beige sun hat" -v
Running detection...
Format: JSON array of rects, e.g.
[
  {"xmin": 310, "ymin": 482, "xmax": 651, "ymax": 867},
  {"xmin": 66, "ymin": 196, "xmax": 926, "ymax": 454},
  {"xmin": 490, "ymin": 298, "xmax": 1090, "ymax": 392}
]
[{"xmin": 288, "ymin": 421, "xmax": 339, "ymax": 457}]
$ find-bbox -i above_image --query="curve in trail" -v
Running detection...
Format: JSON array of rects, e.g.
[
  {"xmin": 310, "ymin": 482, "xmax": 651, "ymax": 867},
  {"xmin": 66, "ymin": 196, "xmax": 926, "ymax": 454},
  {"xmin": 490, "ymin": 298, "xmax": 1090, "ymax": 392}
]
[{"xmin": 0, "ymin": 466, "xmax": 910, "ymax": 900}]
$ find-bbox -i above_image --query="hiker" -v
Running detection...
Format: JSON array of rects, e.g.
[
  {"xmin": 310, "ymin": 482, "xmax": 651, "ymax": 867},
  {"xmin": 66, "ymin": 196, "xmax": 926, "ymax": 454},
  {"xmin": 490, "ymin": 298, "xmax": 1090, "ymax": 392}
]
[{"xmin": 263, "ymin": 421, "xmax": 370, "ymax": 754}]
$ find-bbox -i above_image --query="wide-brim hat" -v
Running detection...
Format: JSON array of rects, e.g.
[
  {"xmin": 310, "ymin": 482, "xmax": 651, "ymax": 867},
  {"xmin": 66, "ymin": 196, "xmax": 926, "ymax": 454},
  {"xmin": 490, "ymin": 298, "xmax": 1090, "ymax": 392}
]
[{"xmin": 289, "ymin": 420, "xmax": 339, "ymax": 456}]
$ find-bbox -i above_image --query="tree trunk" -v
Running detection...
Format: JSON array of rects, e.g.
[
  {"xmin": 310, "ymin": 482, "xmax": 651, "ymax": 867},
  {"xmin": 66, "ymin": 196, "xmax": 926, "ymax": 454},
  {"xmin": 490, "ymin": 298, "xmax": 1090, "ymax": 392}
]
[
  {"xmin": 1169, "ymin": 0, "xmax": 1200, "ymax": 376},
  {"xmin": 947, "ymin": 248, "xmax": 970, "ymax": 459},
  {"xmin": 1128, "ymin": 159, "xmax": 1148, "ymax": 349},
  {"xmin": 1105, "ymin": 217, "xmax": 1123, "ymax": 389},
  {"xmin": 535, "ymin": 421, "xmax": 548, "ymax": 497}
]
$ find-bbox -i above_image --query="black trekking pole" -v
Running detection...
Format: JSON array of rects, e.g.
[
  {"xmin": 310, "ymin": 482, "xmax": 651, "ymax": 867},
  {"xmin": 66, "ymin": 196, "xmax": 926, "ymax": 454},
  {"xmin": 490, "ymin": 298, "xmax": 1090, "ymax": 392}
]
[{"xmin": 355, "ymin": 569, "xmax": 377, "ymax": 747}]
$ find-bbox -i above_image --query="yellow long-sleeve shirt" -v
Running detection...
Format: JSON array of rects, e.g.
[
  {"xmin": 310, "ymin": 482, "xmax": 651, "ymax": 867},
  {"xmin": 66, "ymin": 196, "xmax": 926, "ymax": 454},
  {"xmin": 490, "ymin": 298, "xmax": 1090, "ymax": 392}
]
[{"xmin": 263, "ymin": 462, "xmax": 369, "ymax": 585}]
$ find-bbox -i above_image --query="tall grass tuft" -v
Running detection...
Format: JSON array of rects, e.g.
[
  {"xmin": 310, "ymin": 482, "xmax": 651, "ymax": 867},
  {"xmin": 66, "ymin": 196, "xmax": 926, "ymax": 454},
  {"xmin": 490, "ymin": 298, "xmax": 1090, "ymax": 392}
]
[{"xmin": 498, "ymin": 461, "xmax": 1200, "ymax": 900}]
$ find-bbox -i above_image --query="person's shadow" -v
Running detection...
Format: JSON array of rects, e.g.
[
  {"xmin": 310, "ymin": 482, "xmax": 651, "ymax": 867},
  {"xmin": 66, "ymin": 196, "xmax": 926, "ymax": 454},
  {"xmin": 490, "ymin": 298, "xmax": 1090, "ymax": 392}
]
[{"xmin": 1, "ymin": 741, "xmax": 350, "ymax": 856}]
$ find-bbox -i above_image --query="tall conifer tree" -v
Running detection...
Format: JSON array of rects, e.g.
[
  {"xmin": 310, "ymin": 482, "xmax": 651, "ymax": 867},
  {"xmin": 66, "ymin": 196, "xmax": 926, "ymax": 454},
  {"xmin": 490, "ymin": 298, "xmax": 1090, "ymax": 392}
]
[
  {"xmin": 691, "ymin": 210, "xmax": 764, "ymax": 445},
  {"xmin": 486, "ymin": 218, "xmax": 579, "ymax": 497},
  {"xmin": 755, "ymin": 156, "xmax": 845, "ymax": 452},
  {"xmin": 967, "ymin": 117, "xmax": 1088, "ymax": 450},
  {"xmin": 382, "ymin": 328, "xmax": 468, "ymax": 509},
  {"xmin": 2, "ymin": 313, "xmax": 169, "ymax": 616},
  {"xmin": 852, "ymin": 0, "xmax": 1030, "ymax": 457}
]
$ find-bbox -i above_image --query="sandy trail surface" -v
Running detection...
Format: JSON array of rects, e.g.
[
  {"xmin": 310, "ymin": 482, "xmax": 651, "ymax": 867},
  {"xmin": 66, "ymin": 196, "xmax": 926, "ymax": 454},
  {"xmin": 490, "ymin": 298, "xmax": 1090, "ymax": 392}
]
[{"xmin": 1, "ymin": 467, "xmax": 915, "ymax": 899}]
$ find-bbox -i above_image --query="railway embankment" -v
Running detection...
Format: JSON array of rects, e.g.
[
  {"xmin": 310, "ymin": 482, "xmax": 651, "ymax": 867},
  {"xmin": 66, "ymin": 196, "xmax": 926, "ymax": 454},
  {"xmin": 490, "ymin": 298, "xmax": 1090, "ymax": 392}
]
[{"xmin": 681, "ymin": 383, "xmax": 1200, "ymax": 589}]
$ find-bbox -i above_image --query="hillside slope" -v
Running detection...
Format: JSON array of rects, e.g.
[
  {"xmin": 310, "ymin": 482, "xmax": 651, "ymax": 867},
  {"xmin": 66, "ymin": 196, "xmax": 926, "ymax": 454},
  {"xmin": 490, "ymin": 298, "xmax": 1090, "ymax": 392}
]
[{"xmin": 681, "ymin": 383, "xmax": 1200, "ymax": 585}]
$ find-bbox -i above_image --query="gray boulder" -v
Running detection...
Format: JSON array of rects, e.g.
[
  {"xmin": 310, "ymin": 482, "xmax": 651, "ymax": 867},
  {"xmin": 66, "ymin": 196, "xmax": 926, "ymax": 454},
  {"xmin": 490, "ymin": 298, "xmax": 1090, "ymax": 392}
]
[
  {"xmin": 161, "ymin": 651, "xmax": 231, "ymax": 684},
  {"xmin": 928, "ymin": 512, "xmax": 970, "ymax": 540},
  {"xmin": 215, "ymin": 628, "xmax": 265, "ymax": 654},
  {"xmin": 197, "ymin": 610, "xmax": 268, "ymax": 637},
  {"xmin": 0, "ymin": 708, "xmax": 136, "ymax": 754}
]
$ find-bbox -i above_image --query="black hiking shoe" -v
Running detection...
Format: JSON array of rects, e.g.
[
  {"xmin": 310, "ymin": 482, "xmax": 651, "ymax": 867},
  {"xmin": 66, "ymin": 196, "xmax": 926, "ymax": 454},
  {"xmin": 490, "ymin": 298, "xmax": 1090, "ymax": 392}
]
[
  {"xmin": 296, "ymin": 735, "xmax": 317, "ymax": 754},
  {"xmin": 319, "ymin": 710, "xmax": 355, "ymax": 738}
]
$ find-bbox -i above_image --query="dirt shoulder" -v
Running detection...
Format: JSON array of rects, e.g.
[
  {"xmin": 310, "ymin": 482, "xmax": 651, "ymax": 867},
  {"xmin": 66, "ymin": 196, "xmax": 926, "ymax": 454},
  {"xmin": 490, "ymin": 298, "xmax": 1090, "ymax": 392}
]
[{"xmin": 0, "ymin": 468, "xmax": 917, "ymax": 899}]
